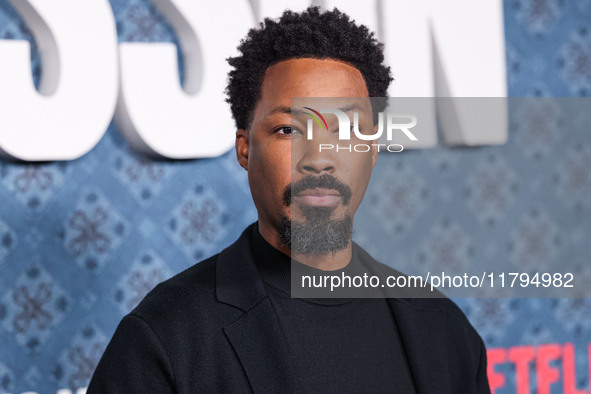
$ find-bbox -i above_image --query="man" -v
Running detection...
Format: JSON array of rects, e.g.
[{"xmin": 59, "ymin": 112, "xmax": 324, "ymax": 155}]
[{"xmin": 88, "ymin": 7, "xmax": 489, "ymax": 393}]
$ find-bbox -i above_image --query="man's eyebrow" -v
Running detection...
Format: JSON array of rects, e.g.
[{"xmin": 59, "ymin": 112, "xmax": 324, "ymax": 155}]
[
  {"xmin": 268, "ymin": 106, "xmax": 304, "ymax": 116},
  {"xmin": 267, "ymin": 103, "xmax": 366, "ymax": 116},
  {"xmin": 337, "ymin": 103, "xmax": 365, "ymax": 113}
]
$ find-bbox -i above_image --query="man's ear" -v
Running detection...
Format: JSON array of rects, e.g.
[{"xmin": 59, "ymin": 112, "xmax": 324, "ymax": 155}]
[{"xmin": 235, "ymin": 129, "xmax": 249, "ymax": 171}]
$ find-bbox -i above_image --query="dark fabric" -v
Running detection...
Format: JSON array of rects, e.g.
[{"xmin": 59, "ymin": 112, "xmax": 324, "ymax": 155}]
[
  {"xmin": 251, "ymin": 224, "xmax": 416, "ymax": 393},
  {"xmin": 88, "ymin": 223, "xmax": 491, "ymax": 393}
]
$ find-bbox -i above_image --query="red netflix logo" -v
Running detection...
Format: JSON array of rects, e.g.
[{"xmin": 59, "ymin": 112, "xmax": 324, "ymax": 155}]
[{"xmin": 488, "ymin": 343, "xmax": 590, "ymax": 394}]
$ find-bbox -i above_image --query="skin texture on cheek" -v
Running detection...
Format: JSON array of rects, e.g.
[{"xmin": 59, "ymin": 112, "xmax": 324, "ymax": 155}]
[{"xmin": 251, "ymin": 132, "xmax": 291, "ymax": 228}]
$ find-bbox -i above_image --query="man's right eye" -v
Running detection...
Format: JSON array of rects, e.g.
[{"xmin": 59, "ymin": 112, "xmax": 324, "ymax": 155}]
[{"xmin": 274, "ymin": 126, "xmax": 301, "ymax": 135}]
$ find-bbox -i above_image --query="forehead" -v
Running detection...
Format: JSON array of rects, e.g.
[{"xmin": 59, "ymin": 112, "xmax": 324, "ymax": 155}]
[{"xmin": 256, "ymin": 58, "xmax": 369, "ymax": 116}]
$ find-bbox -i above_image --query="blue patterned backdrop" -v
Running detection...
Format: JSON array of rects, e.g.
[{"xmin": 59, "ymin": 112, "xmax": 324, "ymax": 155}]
[{"xmin": 0, "ymin": 0, "xmax": 590, "ymax": 393}]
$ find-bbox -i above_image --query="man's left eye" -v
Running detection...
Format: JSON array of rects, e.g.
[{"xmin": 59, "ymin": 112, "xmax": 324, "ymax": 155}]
[{"xmin": 274, "ymin": 126, "xmax": 301, "ymax": 135}]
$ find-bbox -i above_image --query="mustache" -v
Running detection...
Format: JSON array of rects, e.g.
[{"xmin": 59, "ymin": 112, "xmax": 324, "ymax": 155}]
[{"xmin": 283, "ymin": 174, "xmax": 353, "ymax": 206}]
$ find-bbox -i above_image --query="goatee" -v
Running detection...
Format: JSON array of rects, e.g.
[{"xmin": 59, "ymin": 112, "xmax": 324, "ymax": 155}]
[
  {"xmin": 280, "ymin": 174, "xmax": 354, "ymax": 256},
  {"xmin": 279, "ymin": 213, "xmax": 352, "ymax": 256}
]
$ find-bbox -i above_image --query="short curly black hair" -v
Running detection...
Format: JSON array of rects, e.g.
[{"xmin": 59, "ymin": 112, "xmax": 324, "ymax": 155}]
[{"xmin": 225, "ymin": 6, "xmax": 392, "ymax": 130}]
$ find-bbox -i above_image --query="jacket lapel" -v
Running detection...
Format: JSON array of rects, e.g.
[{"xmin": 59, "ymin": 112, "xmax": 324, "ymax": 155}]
[
  {"xmin": 223, "ymin": 298, "xmax": 294, "ymax": 393},
  {"xmin": 387, "ymin": 298, "xmax": 452, "ymax": 394},
  {"xmin": 216, "ymin": 224, "xmax": 294, "ymax": 393},
  {"xmin": 359, "ymin": 246, "xmax": 452, "ymax": 394}
]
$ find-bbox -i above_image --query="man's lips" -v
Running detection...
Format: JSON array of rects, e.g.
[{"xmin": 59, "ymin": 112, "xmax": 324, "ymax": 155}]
[{"xmin": 293, "ymin": 188, "xmax": 341, "ymax": 207}]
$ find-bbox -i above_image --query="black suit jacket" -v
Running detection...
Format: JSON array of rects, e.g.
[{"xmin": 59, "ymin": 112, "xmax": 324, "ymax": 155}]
[{"xmin": 88, "ymin": 224, "xmax": 490, "ymax": 393}]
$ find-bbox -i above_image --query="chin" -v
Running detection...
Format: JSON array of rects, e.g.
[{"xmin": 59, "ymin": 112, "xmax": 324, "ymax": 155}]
[{"xmin": 279, "ymin": 212, "xmax": 353, "ymax": 256}]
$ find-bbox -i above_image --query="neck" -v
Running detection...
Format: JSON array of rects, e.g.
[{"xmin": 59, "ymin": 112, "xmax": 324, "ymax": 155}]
[
  {"xmin": 257, "ymin": 219, "xmax": 353, "ymax": 271},
  {"xmin": 257, "ymin": 219, "xmax": 291, "ymax": 256}
]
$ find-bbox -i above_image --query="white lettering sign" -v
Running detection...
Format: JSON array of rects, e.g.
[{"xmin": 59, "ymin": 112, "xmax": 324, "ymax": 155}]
[{"xmin": 0, "ymin": 0, "xmax": 507, "ymax": 162}]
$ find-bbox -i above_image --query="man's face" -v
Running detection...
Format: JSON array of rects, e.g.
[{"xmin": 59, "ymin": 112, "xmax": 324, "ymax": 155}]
[{"xmin": 236, "ymin": 58, "xmax": 377, "ymax": 254}]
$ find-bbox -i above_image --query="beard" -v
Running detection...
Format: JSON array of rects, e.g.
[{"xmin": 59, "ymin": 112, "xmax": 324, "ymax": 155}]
[
  {"xmin": 279, "ymin": 174, "xmax": 353, "ymax": 256},
  {"xmin": 279, "ymin": 213, "xmax": 353, "ymax": 256}
]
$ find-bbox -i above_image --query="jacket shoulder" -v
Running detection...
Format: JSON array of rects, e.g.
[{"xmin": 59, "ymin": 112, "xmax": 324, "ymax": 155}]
[{"xmin": 128, "ymin": 253, "xmax": 224, "ymax": 328}]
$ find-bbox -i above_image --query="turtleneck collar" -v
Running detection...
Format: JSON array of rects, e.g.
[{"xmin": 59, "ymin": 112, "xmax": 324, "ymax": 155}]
[{"xmin": 251, "ymin": 222, "xmax": 373, "ymax": 304}]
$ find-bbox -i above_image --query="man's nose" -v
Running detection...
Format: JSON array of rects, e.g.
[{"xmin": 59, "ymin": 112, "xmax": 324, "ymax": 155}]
[{"xmin": 296, "ymin": 144, "xmax": 337, "ymax": 175}]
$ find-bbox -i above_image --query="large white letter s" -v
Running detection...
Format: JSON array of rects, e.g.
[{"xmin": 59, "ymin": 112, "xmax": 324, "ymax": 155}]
[
  {"xmin": 0, "ymin": 0, "xmax": 119, "ymax": 161},
  {"xmin": 115, "ymin": 0, "xmax": 255, "ymax": 159}
]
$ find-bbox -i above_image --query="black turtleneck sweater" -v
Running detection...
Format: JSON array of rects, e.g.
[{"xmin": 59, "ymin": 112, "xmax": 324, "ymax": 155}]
[{"xmin": 251, "ymin": 224, "xmax": 416, "ymax": 393}]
